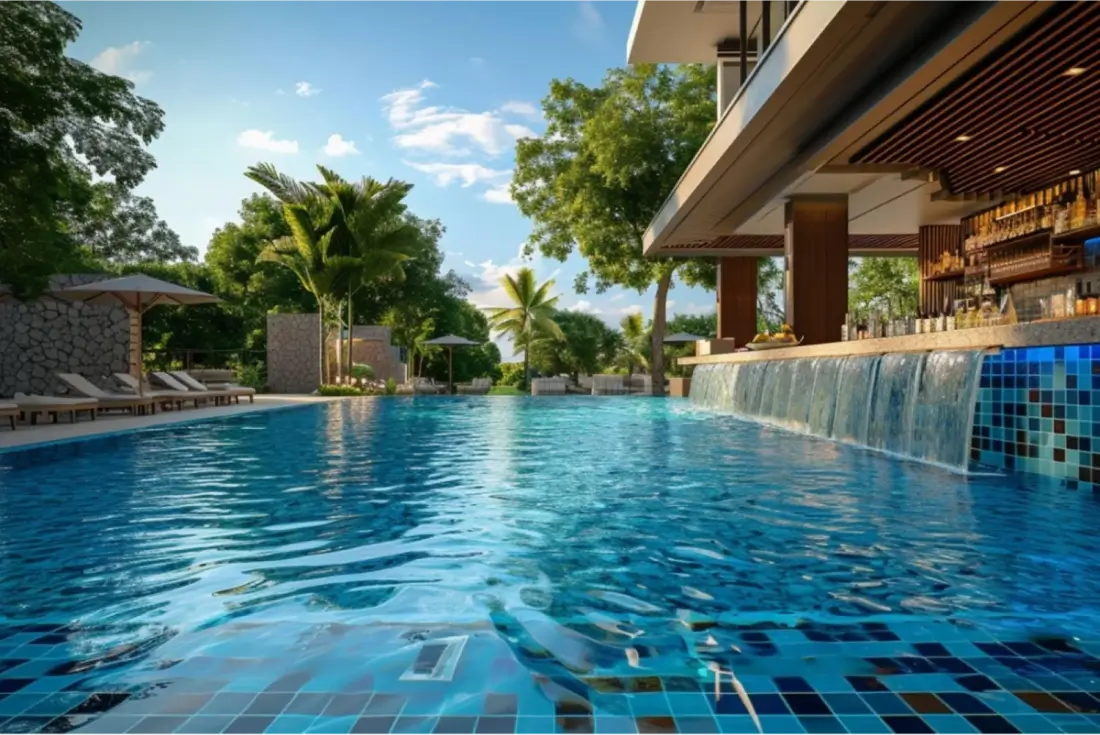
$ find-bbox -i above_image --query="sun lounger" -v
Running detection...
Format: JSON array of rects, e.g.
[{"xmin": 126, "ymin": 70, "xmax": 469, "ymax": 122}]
[
  {"xmin": 13, "ymin": 393, "xmax": 98, "ymax": 424},
  {"xmin": 457, "ymin": 377, "xmax": 493, "ymax": 395},
  {"xmin": 150, "ymin": 372, "xmax": 233, "ymax": 405},
  {"xmin": 170, "ymin": 371, "xmax": 254, "ymax": 404},
  {"xmin": 113, "ymin": 373, "xmax": 208, "ymax": 410},
  {"xmin": 56, "ymin": 374, "xmax": 157, "ymax": 415},
  {"xmin": 0, "ymin": 402, "xmax": 17, "ymax": 430}
]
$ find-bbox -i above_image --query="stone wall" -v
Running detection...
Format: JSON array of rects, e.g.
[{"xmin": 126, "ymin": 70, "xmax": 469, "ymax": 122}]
[
  {"xmin": 347, "ymin": 326, "xmax": 405, "ymax": 383},
  {"xmin": 0, "ymin": 275, "xmax": 130, "ymax": 397},
  {"xmin": 266, "ymin": 313, "xmax": 321, "ymax": 394}
]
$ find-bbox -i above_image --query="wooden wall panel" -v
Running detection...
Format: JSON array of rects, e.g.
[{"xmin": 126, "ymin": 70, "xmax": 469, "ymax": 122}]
[
  {"xmin": 716, "ymin": 257, "xmax": 758, "ymax": 345},
  {"xmin": 785, "ymin": 197, "xmax": 848, "ymax": 345},
  {"xmin": 918, "ymin": 225, "xmax": 962, "ymax": 315}
]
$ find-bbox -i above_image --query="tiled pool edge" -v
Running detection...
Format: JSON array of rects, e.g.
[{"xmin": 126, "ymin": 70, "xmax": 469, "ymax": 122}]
[{"xmin": 971, "ymin": 344, "xmax": 1100, "ymax": 491}]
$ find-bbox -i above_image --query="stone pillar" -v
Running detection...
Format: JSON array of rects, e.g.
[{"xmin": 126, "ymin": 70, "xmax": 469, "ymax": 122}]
[
  {"xmin": 784, "ymin": 195, "xmax": 849, "ymax": 345},
  {"xmin": 717, "ymin": 257, "xmax": 758, "ymax": 346}
]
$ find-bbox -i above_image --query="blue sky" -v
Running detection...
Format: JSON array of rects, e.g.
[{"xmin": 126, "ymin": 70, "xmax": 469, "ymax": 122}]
[{"xmin": 62, "ymin": 1, "xmax": 717, "ymax": 357}]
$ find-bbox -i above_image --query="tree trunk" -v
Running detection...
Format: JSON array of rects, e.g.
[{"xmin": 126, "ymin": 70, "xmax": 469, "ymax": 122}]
[
  {"xmin": 649, "ymin": 271, "xmax": 674, "ymax": 396},
  {"xmin": 346, "ymin": 293, "xmax": 354, "ymax": 381},
  {"xmin": 317, "ymin": 301, "xmax": 326, "ymax": 388},
  {"xmin": 523, "ymin": 349, "xmax": 529, "ymax": 392}
]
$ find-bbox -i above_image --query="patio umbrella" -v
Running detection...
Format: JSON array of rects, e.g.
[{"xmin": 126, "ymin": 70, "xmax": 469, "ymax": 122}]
[
  {"xmin": 664, "ymin": 332, "xmax": 705, "ymax": 344},
  {"xmin": 423, "ymin": 335, "xmax": 480, "ymax": 395},
  {"xmin": 54, "ymin": 274, "xmax": 220, "ymax": 395}
]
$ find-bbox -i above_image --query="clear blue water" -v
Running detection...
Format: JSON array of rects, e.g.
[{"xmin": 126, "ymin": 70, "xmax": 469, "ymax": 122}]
[{"xmin": 2, "ymin": 398, "xmax": 1100, "ymax": 729}]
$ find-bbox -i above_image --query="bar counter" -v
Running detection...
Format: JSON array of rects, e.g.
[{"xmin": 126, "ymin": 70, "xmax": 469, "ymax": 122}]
[{"xmin": 679, "ymin": 316, "xmax": 1100, "ymax": 366}]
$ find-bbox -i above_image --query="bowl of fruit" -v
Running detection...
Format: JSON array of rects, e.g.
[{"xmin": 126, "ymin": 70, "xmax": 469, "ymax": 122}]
[{"xmin": 745, "ymin": 324, "xmax": 803, "ymax": 350}]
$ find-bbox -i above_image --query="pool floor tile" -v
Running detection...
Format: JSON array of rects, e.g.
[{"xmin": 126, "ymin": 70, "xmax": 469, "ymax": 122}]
[
  {"xmin": 760, "ymin": 715, "xmax": 806, "ymax": 733},
  {"xmin": 920, "ymin": 715, "xmax": 979, "ymax": 733},
  {"xmin": 963, "ymin": 714, "xmax": 1021, "ymax": 733},
  {"xmin": 265, "ymin": 715, "xmax": 320, "ymax": 733},
  {"xmin": 0, "ymin": 716, "xmax": 55, "ymax": 733},
  {"xmin": 634, "ymin": 716, "xmax": 676, "ymax": 734},
  {"xmin": 129, "ymin": 715, "xmax": 191, "ymax": 733},
  {"xmin": 474, "ymin": 716, "xmax": 516, "ymax": 734},
  {"xmin": 514, "ymin": 716, "xmax": 556, "ymax": 734},
  {"xmin": 285, "ymin": 693, "xmax": 335, "ymax": 716},
  {"xmin": 835, "ymin": 716, "xmax": 892, "ymax": 734},
  {"xmin": 594, "ymin": 715, "xmax": 637, "ymax": 733},
  {"xmin": 555, "ymin": 716, "xmax": 595, "ymax": 734},
  {"xmin": 673, "ymin": 715, "xmax": 718, "ymax": 733},
  {"xmin": 798, "ymin": 715, "xmax": 848, "ymax": 733},
  {"xmin": 352, "ymin": 715, "xmax": 398, "ymax": 734},
  {"xmin": 307, "ymin": 715, "xmax": 359, "ymax": 734},
  {"xmin": 879, "ymin": 715, "xmax": 934, "ymax": 733},
  {"xmin": 434, "ymin": 715, "xmax": 478, "ymax": 733},
  {"xmin": 165, "ymin": 715, "xmax": 238, "ymax": 734}
]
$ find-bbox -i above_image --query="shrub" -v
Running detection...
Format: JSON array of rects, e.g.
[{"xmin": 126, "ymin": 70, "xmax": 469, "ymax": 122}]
[
  {"xmin": 318, "ymin": 384, "xmax": 364, "ymax": 396},
  {"xmin": 498, "ymin": 362, "xmax": 525, "ymax": 387},
  {"xmin": 384, "ymin": 377, "xmax": 397, "ymax": 396},
  {"xmin": 236, "ymin": 363, "xmax": 266, "ymax": 391},
  {"xmin": 351, "ymin": 363, "xmax": 375, "ymax": 381}
]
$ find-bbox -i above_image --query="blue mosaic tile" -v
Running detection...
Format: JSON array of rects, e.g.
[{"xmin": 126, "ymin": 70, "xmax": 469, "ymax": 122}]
[
  {"xmin": 265, "ymin": 715, "xmax": 320, "ymax": 734},
  {"xmin": 836, "ymin": 715, "xmax": 891, "ymax": 734}
]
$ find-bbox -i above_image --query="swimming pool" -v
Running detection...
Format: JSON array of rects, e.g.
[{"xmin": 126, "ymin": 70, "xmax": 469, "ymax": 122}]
[{"xmin": 1, "ymin": 398, "xmax": 1099, "ymax": 734}]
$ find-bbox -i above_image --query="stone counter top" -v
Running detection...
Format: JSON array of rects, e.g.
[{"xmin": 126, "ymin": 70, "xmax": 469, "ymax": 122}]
[{"xmin": 678, "ymin": 316, "xmax": 1100, "ymax": 366}]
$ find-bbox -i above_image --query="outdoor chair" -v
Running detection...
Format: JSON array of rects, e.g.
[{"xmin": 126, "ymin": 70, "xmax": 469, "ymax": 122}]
[
  {"xmin": 56, "ymin": 373, "xmax": 157, "ymax": 416},
  {"xmin": 171, "ymin": 371, "xmax": 255, "ymax": 403},
  {"xmin": 13, "ymin": 393, "xmax": 98, "ymax": 424}
]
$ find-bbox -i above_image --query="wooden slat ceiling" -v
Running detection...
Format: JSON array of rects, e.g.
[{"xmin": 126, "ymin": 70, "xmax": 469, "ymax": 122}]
[
  {"xmin": 850, "ymin": 2, "xmax": 1100, "ymax": 198},
  {"xmin": 664, "ymin": 234, "xmax": 919, "ymax": 252}
]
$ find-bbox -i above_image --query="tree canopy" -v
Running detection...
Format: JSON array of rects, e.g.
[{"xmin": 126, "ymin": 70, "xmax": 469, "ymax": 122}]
[
  {"xmin": 0, "ymin": 2, "xmax": 173, "ymax": 297},
  {"xmin": 512, "ymin": 64, "xmax": 718, "ymax": 393},
  {"xmin": 848, "ymin": 258, "xmax": 920, "ymax": 321}
]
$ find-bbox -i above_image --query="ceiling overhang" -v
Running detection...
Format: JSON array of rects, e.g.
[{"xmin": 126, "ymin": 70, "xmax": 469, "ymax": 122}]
[
  {"xmin": 849, "ymin": 2, "xmax": 1100, "ymax": 199},
  {"xmin": 628, "ymin": 0, "xmax": 775, "ymax": 65},
  {"xmin": 638, "ymin": 1, "xmax": 1059, "ymax": 258},
  {"xmin": 662, "ymin": 233, "xmax": 918, "ymax": 258}
]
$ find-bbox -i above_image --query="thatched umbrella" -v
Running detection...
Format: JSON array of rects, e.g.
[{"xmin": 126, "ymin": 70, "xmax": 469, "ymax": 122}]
[
  {"xmin": 54, "ymin": 274, "xmax": 219, "ymax": 394},
  {"xmin": 423, "ymin": 335, "xmax": 480, "ymax": 394}
]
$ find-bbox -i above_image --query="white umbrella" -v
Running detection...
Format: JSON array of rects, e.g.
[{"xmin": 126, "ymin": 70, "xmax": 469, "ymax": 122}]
[
  {"xmin": 423, "ymin": 334, "xmax": 480, "ymax": 395},
  {"xmin": 664, "ymin": 331, "xmax": 706, "ymax": 344},
  {"xmin": 54, "ymin": 274, "xmax": 220, "ymax": 395}
]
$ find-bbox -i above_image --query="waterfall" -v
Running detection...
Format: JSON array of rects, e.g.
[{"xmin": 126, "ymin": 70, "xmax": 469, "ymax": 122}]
[{"xmin": 689, "ymin": 349, "xmax": 987, "ymax": 471}]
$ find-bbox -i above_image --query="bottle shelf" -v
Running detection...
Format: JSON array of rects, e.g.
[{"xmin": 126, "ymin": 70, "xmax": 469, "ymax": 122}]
[
  {"xmin": 987, "ymin": 244, "xmax": 1083, "ymax": 286},
  {"xmin": 924, "ymin": 269, "xmax": 965, "ymax": 282},
  {"xmin": 1052, "ymin": 222, "xmax": 1100, "ymax": 243}
]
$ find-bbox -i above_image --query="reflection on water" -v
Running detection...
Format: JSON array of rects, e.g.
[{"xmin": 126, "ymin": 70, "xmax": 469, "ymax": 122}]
[{"xmin": 2, "ymin": 398, "xmax": 1100, "ymax": 689}]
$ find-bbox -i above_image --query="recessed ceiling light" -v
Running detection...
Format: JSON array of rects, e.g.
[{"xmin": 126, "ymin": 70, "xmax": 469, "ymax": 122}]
[
  {"xmin": 993, "ymin": 166, "xmax": 1008, "ymax": 174},
  {"xmin": 1065, "ymin": 67, "xmax": 1087, "ymax": 76},
  {"xmin": 1070, "ymin": 169, "xmax": 1082, "ymax": 175},
  {"xmin": 955, "ymin": 135, "xmax": 972, "ymax": 142}
]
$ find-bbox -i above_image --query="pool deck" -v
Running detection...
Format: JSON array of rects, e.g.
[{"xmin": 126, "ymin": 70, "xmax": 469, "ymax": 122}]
[{"xmin": 0, "ymin": 395, "xmax": 342, "ymax": 451}]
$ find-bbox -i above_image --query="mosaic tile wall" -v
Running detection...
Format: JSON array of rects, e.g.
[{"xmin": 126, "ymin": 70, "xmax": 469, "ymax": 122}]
[{"xmin": 971, "ymin": 344, "xmax": 1100, "ymax": 491}]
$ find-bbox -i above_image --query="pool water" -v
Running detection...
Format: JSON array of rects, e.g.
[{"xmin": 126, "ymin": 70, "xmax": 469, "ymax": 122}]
[{"xmin": 1, "ymin": 398, "xmax": 1099, "ymax": 734}]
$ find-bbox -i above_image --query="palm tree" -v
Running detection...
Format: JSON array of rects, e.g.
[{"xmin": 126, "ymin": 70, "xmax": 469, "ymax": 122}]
[
  {"xmin": 485, "ymin": 267, "xmax": 563, "ymax": 390},
  {"xmin": 382, "ymin": 307, "xmax": 435, "ymax": 378},
  {"xmin": 246, "ymin": 163, "xmax": 418, "ymax": 381},
  {"xmin": 618, "ymin": 312, "xmax": 648, "ymax": 386},
  {"xmin": 255, "ymin": 203, "xmax": 354, "ymax": 386}
]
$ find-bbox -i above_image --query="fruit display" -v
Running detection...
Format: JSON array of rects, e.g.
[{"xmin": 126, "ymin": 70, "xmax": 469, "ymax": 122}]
[{"xmin": 750, "ymin": 324, "xmax": 799, "ymax": 345}]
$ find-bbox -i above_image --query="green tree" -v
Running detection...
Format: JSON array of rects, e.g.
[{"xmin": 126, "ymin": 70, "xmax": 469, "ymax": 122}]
[
  {"xmin": 529, "ymin": 310, "xmax": 621, "ymax": 382},
  {"xmin": 512, "ymin": 64, "xmax": 719, "ymax": 395},
  {"xmin": 245, "ymin": 164, "xmax": 418, "ymax": 383},
  {"xmin": 848, "ymin": 258, "xmax": 920, "ymax": 321},
  {"xmin": 485, "ymin": 267, "xmax": 563, "ymax": 389},
  {"xmin": 382, "ymin": 307, "xmax": 435, "ymax": 378},
  {"xmin": 0, "ymin": 2, "xmax": 166, "ymax": 297},
  {"xmin": 73, "ymin": 181, "xmax": 197, "ymax": 264},
  {"xmin": 617, "ymin": 312, "xmax": 648, "ymax": 380}
]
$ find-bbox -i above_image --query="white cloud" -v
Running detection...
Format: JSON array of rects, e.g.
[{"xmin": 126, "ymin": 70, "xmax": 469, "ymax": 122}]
[
  {"xmin": 381, "ymin": 80, "xmax": 539, "ymax": 157},
  {"xmin": 671, "ymin": 302, "xmax": 716, "ymax": 316},
  {"xmin": 566, "ymin": 300, "xmax": 602, "ymax": 315},
  {"xmin": 609, "ymin": 292, "xmax": 626, "ymax": 302},
  {"xmin": 90, "ymin": 41, "xmax": 152, "ymax": 84},
  {"xmin": 482, "ymin": 183, "xmax": 513, "ymax": 204},
  {"xmin": 294, "ymin": 81, "xmax": 321, "ymax": 97},
  {"xmin": 499, "ymin": 101, "xmax": 541, "ymax": 120},
  {"xmin": 446, "ymin": 251, "xmax": 464, "ymax": 257},
  {"xmin": 619, "ymin": 304, "xmax": 643, "ymax": 316},
  {"xmin": 574, "ymin": 1, "xmax": 605, "ymax": 44},
  {"xmin": 323, "ymin": 134, "xmax": 360, "ymax": 157},
  {"xmin": 237, "ymin": 129, "xmax": 299, "ymax": 154},
  {"xmin": 403, "ymin": 161, "xmax": 510, "ymax": 188}
]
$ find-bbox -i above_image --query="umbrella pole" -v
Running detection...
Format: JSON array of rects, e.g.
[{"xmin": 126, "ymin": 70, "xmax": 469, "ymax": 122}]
[
  {"xmin": 448, "ymin": 346, "xmax": 453, "ymax": 395},
  {"xmin": 136, "ymin": 295, "xmax": 144, "ymax": 397}
]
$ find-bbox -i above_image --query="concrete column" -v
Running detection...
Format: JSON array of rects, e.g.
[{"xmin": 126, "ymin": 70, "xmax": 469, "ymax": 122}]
[
  {"xmin": 784, "ymin": 195, "xmax": 849, "ymax": 345},
  {"xmin": 717, "ymin": 257, "xmax": 758, "ymax": 346},
  {"xmin": 716, "ymin": 59, "xmax": 757, "ymax": 119},
  {"xmin": 717, "ymin": 60, "xmax": 739, "ymax": 119}
]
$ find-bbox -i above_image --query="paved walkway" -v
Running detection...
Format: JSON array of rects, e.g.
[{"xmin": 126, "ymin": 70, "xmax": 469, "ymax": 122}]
[{"xmin": 0, "ymin": 395, "xmax": 340, "ymax": 451}]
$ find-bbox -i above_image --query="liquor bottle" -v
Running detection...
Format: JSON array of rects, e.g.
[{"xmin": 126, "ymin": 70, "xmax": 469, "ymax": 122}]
[{"xmin": 1074, "ymin": 177, "xmax": 1087, "ymax": 230}]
